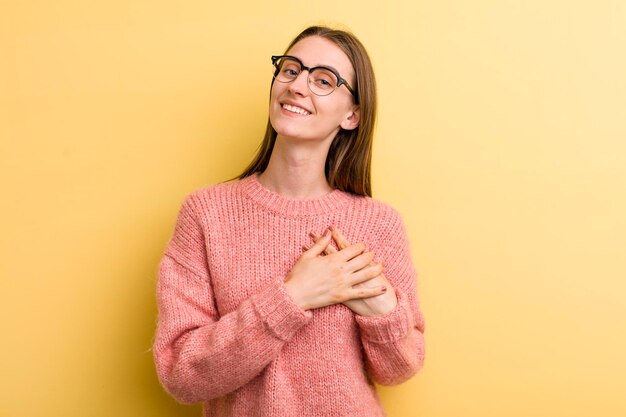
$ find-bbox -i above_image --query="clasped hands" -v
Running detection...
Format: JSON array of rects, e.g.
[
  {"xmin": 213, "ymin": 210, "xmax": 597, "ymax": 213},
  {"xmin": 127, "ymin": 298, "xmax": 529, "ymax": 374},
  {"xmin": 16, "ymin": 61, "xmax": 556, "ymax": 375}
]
[{"xmin": 284, "ymin": 225, "xmax": 397, "ymax": 317}]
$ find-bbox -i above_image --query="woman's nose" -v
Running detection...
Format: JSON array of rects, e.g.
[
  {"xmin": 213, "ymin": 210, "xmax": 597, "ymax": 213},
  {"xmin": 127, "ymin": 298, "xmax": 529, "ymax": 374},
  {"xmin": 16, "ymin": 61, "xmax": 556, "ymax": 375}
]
[{"xmin": 287, "ymin": 71, "xmax": 310, "ymax": 96}]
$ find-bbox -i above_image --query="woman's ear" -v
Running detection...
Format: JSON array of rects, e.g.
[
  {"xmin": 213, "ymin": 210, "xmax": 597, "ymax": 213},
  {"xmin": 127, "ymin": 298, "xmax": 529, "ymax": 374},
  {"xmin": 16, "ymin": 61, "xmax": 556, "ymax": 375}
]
[{"xmin": 340, "ymin": 105, "xmax": 360, "ymax": 131}]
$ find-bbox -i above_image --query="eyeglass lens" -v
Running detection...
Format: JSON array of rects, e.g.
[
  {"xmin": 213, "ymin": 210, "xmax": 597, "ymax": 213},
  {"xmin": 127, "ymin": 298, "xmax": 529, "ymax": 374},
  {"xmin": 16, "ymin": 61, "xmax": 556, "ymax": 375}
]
[{"xmin": 273, "ymin": 57, "xmax": 339, "ymax": 96}]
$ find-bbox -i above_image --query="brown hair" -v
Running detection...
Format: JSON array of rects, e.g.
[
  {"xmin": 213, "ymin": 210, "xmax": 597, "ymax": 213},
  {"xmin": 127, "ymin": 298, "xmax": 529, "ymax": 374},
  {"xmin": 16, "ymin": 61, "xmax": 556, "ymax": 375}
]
[{"xmin": 236, "ymin": 25, "xmax": 377, "ymax": 197}]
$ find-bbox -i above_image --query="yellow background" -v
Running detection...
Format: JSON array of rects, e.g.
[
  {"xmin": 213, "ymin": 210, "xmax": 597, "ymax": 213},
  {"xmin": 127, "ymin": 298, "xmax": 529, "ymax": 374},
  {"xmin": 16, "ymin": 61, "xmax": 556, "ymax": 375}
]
[{"xmin": 1, "ymin": 1, "xmax": 625, "ymax": 416}]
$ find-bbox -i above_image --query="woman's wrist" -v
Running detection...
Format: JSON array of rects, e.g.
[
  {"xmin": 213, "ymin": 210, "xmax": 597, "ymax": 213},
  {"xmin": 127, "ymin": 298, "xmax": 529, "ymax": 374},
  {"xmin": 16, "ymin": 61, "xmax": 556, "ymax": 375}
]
[
  {"xmin": 357, "ymin": 291, "xmax": 398, "ymax": 317},
  {"xmin": 284, "ymin": 280, "xmax": 309, "ymax": 312}
]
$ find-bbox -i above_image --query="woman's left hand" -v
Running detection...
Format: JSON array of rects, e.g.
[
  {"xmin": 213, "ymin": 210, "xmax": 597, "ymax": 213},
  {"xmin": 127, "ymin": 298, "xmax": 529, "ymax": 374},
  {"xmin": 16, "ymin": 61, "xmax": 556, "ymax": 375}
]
[{"xmin": 308, "ymin": 226, "xmax": 398, "ymax": 317}]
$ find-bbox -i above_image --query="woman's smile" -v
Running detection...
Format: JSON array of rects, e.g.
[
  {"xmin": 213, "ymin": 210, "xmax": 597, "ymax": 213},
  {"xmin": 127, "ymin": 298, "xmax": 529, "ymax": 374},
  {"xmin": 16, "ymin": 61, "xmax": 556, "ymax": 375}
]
[{"xmin": 281, "ymin": 102, "xmax": 311, "ymax": 116}]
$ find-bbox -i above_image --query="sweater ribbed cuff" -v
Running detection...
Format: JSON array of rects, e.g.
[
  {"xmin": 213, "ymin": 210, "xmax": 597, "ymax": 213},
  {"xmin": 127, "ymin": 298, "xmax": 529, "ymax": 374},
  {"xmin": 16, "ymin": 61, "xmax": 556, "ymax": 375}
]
[
  {"xmin": 354, "ymin": 288, "xmax": 413, "ymax": 344},
  {"xmin": 251, "ymin": 280, "xmax": 313, "ymax": 342}
]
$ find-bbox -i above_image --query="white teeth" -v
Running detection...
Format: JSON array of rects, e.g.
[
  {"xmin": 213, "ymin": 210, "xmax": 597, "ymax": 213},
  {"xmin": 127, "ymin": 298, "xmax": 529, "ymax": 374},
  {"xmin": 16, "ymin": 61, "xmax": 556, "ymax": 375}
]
[{"xmin": 282, "ymin": 103, "xmax": 310, "ymax": 115}]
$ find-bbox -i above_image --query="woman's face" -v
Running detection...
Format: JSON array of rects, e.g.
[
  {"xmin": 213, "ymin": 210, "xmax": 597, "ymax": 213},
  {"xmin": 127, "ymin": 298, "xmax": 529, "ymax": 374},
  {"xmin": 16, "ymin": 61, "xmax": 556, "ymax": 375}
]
[{"xmin": 269, "ymin": 36, "xmax": 360, "ymax": 144}]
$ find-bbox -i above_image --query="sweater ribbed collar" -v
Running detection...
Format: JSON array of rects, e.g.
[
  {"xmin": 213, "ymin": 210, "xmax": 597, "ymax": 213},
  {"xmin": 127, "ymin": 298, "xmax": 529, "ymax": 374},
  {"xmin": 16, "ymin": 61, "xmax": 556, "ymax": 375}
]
[{"xmin": 240, "ymin": 172, "xmax": 355, "ymax": 218}]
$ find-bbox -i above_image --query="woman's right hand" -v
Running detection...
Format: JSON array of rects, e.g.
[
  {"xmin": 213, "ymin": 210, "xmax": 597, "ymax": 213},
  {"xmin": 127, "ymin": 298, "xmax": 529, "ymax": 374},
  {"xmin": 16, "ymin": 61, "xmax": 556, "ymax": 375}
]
[{"xmin": 284, "ymin": 230, "xmax": 387, "ymax": 311}]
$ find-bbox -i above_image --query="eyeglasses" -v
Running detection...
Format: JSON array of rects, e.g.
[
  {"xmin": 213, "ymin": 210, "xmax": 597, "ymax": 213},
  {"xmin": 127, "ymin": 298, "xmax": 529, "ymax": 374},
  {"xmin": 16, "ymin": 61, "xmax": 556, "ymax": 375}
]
[{"xmin": 271, "ymin": 55, "xmax": 357, "ymax": 100}]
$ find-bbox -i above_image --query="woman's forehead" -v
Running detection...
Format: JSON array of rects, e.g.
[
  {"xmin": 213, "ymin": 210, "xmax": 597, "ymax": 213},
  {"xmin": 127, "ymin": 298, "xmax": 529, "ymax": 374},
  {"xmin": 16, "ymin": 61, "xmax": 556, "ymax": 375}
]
[{"xmin": 286, "ymin": 36, "xmax": 354, "ymax": 79}]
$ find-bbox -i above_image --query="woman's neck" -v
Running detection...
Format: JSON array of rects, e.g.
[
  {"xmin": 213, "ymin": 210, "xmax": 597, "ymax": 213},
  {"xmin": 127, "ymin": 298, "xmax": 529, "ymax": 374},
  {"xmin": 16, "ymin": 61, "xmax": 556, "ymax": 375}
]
[{"xmin": 257, "ymin": 136, "xmax": 333, "ymax": 199}]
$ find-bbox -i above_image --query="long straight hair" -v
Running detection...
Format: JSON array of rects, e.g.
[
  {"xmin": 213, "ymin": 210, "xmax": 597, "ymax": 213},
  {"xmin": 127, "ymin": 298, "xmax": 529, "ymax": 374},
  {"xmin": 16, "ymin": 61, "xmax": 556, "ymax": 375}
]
[{"xmin": 236, "ymin": 26, "xmax": 377, "ymax": 197}]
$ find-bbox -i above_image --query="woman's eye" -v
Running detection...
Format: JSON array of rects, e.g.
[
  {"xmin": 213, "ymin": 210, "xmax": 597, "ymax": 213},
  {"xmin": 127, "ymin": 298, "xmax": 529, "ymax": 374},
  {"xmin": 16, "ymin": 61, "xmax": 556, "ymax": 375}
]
[
  {"xmin": 284, "ymin": 68, "xmax": 299, "ymax": 77},
  {"xmin": 313, "ymin": 75, "xmax": 334, "ymax": 89}
]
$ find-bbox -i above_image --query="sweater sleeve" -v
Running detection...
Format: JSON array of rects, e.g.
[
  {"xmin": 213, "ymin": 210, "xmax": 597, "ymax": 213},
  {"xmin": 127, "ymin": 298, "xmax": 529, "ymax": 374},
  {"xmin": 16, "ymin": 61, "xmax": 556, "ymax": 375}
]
[
  {"xmin": 354, "ymin": 208, "xmax": 425, "ymax": 386},
  {"xmin": 152, "ymin": 195, "xmax": 313, "ymax": 404}
]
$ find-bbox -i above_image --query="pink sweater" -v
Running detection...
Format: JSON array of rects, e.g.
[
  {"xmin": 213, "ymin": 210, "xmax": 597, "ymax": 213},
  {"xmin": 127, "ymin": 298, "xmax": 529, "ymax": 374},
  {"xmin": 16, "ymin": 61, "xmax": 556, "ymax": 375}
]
[{"xmin": 153, "ymin": 173, "xmax": 425, "ymax": 417}]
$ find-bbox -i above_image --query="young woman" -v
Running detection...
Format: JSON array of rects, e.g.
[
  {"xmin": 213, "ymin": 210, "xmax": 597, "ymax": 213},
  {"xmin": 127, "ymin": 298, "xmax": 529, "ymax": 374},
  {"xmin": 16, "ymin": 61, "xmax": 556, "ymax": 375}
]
[{"xmin": 153, "ymin": 25, "xmax": 425, "ymax": 417}]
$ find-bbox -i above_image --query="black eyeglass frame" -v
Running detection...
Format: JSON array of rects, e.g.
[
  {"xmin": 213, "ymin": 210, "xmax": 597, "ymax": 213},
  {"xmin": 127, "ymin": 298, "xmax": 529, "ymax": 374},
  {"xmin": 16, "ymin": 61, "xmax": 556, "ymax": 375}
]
[{"xmin": 271, "ymin": 55, "xmax": 357, "ymax": 100}]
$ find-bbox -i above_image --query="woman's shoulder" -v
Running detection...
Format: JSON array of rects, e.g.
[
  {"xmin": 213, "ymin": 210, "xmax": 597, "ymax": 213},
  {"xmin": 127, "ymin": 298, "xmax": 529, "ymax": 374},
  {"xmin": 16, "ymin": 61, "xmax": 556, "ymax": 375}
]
[
  {"xmin": 346, "ymin": 193, "xmax": 406, "ymax": 226},
  {"xmin": 175, "ymin": 177, "xmax": 246, "ymax": 214},
  {"xmin": 189, "ymin": 177, "xmax": 240, "ymax": 198}
]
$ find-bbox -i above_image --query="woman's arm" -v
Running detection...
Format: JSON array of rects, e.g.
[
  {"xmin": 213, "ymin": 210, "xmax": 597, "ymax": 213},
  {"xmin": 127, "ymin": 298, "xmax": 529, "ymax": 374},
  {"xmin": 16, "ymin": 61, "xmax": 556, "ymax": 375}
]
[
  {"xmin": 308, "ymin": 213, "xmax": 425, "ymax": 385},
  {"xmin": 152, "ymin": 196, "xmax": 313, "ymax": 404},
  {"xmin": 353, "ymin": 208, "xmax": 426, "ymax": 386}
]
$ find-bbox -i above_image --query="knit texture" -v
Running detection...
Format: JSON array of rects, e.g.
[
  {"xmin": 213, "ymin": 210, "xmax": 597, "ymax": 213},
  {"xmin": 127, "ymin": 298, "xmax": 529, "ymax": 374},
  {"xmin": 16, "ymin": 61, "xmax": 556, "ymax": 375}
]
[{"xmin": 153, "ymin": 173, "xmax": 425, "ymax": 417}]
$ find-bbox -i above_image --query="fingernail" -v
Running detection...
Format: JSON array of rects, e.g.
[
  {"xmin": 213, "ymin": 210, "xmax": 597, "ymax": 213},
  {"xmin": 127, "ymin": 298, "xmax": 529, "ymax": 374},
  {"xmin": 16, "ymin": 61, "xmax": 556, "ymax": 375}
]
[
  {"xmin": 309, "ymin": 231, "xmax": 316, "ymax": 239},
  {"xmin": 329, "ymin": 225, "xmax": 335, "ymax": 231},
  {"xmin": 381, "ymin": 286, "xmax": 387, "ymax": 292}
]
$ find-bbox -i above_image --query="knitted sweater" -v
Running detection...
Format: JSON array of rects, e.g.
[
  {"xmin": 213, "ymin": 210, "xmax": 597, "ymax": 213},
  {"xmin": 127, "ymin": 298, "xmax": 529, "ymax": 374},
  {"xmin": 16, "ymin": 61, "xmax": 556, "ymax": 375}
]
[{"xmin": 153, "ymin": 173, "xmax": 425, "ymax": 417}]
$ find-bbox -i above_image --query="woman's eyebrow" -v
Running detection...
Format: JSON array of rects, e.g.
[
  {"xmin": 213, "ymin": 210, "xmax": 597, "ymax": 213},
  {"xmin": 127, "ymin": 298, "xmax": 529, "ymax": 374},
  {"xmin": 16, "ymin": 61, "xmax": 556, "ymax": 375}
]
[{"xmin": 290, "ymin": 55, "xmax": 342, "ymax": 73}]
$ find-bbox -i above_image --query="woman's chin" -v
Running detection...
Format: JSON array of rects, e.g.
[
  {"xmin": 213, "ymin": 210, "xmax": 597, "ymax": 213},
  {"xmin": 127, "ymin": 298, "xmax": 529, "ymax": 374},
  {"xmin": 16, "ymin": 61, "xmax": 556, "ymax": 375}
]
[{"xmin": 271, "ymin": 122, "xmax": 309, "ymax": 141}]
